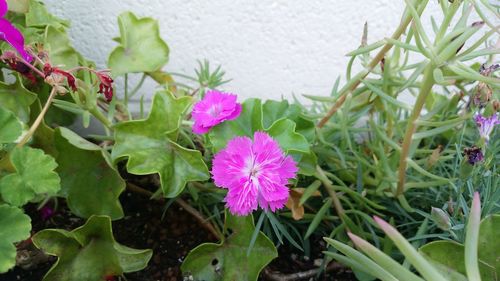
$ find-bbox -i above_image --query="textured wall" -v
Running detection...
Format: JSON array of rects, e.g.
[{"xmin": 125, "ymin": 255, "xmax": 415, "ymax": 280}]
[{"xmin": 44, "ymin": 0, "xmax": 447, "ymax": 105}]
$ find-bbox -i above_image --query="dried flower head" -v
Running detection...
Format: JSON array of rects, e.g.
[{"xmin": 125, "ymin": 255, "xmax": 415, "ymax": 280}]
[
  {"xmin": 96, "ymin": 71, "xmax": 114, "ymax": 101},
  {"xmin": 463, "ymin": 146, "xmax": 484, "ymax": 165},
  {"xmin": 192, "ymin": 90, "xmax": 241, "ymax": 134},
  {"xmin": 43, "ymin": 63, "xmax": 77, "ymax": 92},
  {"xmin": 212, "ymin": 132, "xmax": 298, "ymax": 216}
]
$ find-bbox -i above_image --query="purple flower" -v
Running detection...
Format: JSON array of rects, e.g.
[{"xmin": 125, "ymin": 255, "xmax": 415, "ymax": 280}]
[
  {"xmin": 475, "ymin": 113, "xmax": 499, "ymax": 142},
  {"xmin": 212, "ymin": 131, "xmax": 298, "ymax": 216},
  {"xmin": 463, "ymin": 146, "xmax": 484, "ymax": 165},
  {"xmin": 0, "ymin": 0, "xmax": 32, "ymax": 62},
  {"xmin": 192, "ymin": 90, "xmax": 241, "ymax": 134}
]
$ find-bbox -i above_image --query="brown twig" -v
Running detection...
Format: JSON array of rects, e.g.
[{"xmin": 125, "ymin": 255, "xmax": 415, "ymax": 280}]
[
  {"xmin": 125, "ymin": 182, "xmax": 221, "ymax": 239},
  {"xmin": 263, "ymin": 261, "xmax": 345, "ymax": 281}
]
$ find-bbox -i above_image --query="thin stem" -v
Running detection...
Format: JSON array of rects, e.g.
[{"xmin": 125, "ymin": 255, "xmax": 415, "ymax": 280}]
[
  {"xmin": 18, "ymin": 57, "xmax": 45, "ymax": 78},
  {"xmin": 396, "ymin": 64, "xmax": 435, "ymax": 196},
  {"xmin": 89, "ymin": 107, "xmax": 112, "ymax": 129},
  {"xmin": 316, "ymin": 166, "xmax": 347, "ymax": 229},
  {"xmin": 17, "ymin": 87, "xmax": 58, "ymax": 147},
  {"xmin": 128, "ymin": 73, "xmax": 146, "ymax": 98},
  {"xmin": 317, "ymin": 0, "xmax": 424, "ymax": 128},
  {"xmin": 124, "ymin": 73, "xmax": 129, "ymax": 107}
]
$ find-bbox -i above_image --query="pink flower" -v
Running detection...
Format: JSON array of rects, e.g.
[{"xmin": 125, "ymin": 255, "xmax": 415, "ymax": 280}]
[
  {"xmin": 0, "ymin": 0, "xmax": 32, "ymax": 62},
  {"xmin": 212, "ymin": 132, "xmax": 298, "ymax": 216},
  {"xmin": 192, "ymin": 90, "xmax": 241, "ymax": 134}
]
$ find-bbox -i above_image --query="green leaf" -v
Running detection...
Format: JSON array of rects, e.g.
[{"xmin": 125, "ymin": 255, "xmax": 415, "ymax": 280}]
[
  {"xmin": 112, "ymin": 91, "xmax": 209, "ymax": 197},
  {"xmin": 0, "ymin": 146, "xmax": 60, "ymax": 206},
  {"xmin": 181, "ymin": 211, "xmax": 277, "ymax": 281},
  {"xmin": 25, "ymin": 0, "xmax": 69, "ymax": 28},
  {"xmin": 54, "ymin": 127, "xmax": 125, "ymax": 220},
  {"xmin": 44, "ymin": 25, "xmax": 79, "ymax": 68},
  {"xmin": 0, "ymin": 106, "xmax": 23, "ymax": 143},
  {"xmin": 108, "ymin": 12, "xmax": 169, "ymax": 76},
  {"xmin": 6, "ymin": 0, "xmax": 29, "ymax": 13},
  {"xmin": 208, "ymin": 98, "xmax": 264, "ymax": 152},
  {"xmin": 0, "ymin": 204, "xmax": 31, "ymax": 273},
  {"xmin": 262, "ymin": 100, "xmax": 315, "ymax": 141},
  {"xmin": 266, "ymin": 119, "xmax": 310, "ymax": 153},
  {"xmin": 32, "ymin": 215, "xmax": 152, "ymax": 281},
  {"xmin": 420, "ymin": 215, "xmax": 500, "ymax": 280},
  {"xmin": 0, "ymin": 79, "xmax": 37, "ymax": 123}
]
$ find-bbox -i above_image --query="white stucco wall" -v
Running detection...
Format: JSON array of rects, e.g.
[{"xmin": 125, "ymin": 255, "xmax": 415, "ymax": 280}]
[{"xmin": 43, "ymin": 1, "xmax": 466, "ymax": 105}]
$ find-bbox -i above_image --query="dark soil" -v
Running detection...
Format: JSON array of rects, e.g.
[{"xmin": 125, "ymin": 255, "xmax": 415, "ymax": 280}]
[{"xmin": 0, "ymin": 190, "xmax": 355, "ymax": 281}]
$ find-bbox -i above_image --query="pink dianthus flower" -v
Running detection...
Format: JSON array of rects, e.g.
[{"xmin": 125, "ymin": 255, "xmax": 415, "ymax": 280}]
[
  {"xmin": 192, "ymin": 90, "xmax": 241, "ymax": 134},
  {"xmin": 212, "ymin": 132, "xmax": 298, "ymax": 216}
]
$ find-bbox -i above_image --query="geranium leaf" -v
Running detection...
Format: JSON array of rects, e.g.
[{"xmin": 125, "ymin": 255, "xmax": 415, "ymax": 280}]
[
  {"xmin": 266, "ymin": 119, "xmax": 310, "ymax": 153},
  {"xmin": 208, "ymin": 98, "xmax": 264, "ymax": 152},
  {"xmin": 112, "ymin": 91, "xmax": 209, "ymax": 197},
  {"xmin": 0, "ymin": 204, "xmax": 31, "ymax": 273},
  {"xmin": 32, "ymin": 215, "xmax": 152, "ymax": 281},
  {"xmin": 0, "ymin": 146, "xmax": 60, "ymax": 206},
  {"xmin": 262, "ymin": 100, "xmax": 315, "ymax": 141},
  {"xmin": 25, "ymin": 0, "xmax": 69, "ymax": 28},
  {"xmin": 6, "ymin": 0, "xmax": 29, "ymax": 13},
  {"xmin": 108, "ymin": 12, "xmax": 169, "ymax": 76},
  {"xmin": 419, "ymin": 215, "xmax": 500, "ymax": 280},
  {"xmin": 44, "ymin": 25, "xmax": 79, "ymax": 68},
  {"xmin": 0, "ymin": 106, "xmax": 23, "ymax": 143},
  {"xmin": 54, "ymin": 127, "xmax": 125, "ymax": 220},
  {"xmin": 181, "ymin": 211, "xmax": 277, "ymax": 281},
  {"xmin": 0, "ymin": 79, "xmax": 37, "ymax": 123}
]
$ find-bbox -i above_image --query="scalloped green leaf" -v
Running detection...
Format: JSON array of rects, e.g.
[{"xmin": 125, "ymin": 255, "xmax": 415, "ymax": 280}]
[
  {"xmin": 0, "ymin": 146, "xmax": 60, "ymax": 206},
  {"xmin": 25, "ymin": 0, "xmax": 69, "ymax": 28},
  {"xmin": 0, "ymin": 106, "xmax": 23, "ymax": 143},
  {"xmin": 112, "ymin": 91, "xmax": 209, "ymax": 197},
  {"xmin": 262, "ymin": 100, "xmax": 315, "ymax": 142},
  {"xmin": 0, "ymin": 79, "xmax": 37, "ymax": 123},
  {"xmin": 33, "ymin": 215, "xmax": 152, "ymax": 281},
  {"xmin": 44, "ymin": 25, "xmax": 79, "ymax": 69},
  {"xmin": 108, "ymin": 12, "xmax": 169, "ymax": 76},
  {"xmin": 181, "ymin": 211, "xmax": 277, "ymax": 281},
  {"xmin": 0, "ymin": 204, "xmax": 31, "ymax": 273},
  {"xmin": 208, "ymin": 98, "xmax": 263, "ymax": 152},
  {"xmin": 7, "ymin": 0, "xmax": 29, "ymax": 13},
  {"xmin": 54, "ymin": 127, "xmax": 125, "ymax": 220}
]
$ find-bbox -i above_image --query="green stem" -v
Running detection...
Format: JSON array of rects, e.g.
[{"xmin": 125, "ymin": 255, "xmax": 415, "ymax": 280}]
[
  {"xmin": 124, "ymin": 73, "xmax": 129, "ymax": 107},
  {"xmin": 17, "ymin": 87, "xmax": 58, "ymax": 147},
  {"xmin": 129, "ymin": 73, "xmax": 147, "ymax": 98},
  {"xmin": 89, "ymin": 107, "xmax": 112, "ymax": 130},
  {"xmin": 316, "ymin": 166, "xmax": 347, "ymax": 229},
  {"xmin": 317, "ymin": 0, "xmax": 425, "ymax": 127},
  {"xmin": 396, "ymin": 64, "xmax": 435, "ymax": 196}
]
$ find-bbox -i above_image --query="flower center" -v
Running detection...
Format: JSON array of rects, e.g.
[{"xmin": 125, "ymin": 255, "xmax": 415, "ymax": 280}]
[{"xmin": 208, "ymin": 104, "xmax": 222, "ymax": 117}]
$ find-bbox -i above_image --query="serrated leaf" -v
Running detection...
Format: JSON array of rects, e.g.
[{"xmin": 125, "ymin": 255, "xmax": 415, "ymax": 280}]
[
  {"xmin": 0, "ymin": 79, "xmax": 37, "ymax": 123},
  {"xmin": 54, "ymin": 127, "xmax": 125, "ymax": 219},
  {"xmin": 0, "ymin": 204, "xmax": 31, "ymax": 273},
  {"xmin": 112, "ymin": 91, "xmax": 209, "ymax": 197},
  {"xmin": 33, "ymin": 215, "xmax": 152, "ymax": 281},
  {"xmin": 108, "ymin": 12, "xmax": 169, "ymax": 76},
  {"xmin": 181, "ymin": 211, "xmax": 277, "ymax": 281},
  {"xmin": 0, "ymin": 106, "xmax": 23, "ymax": 143},
  {"xmin": 0, "ymin": 146, "xmax": 60, "ymax": 206}
]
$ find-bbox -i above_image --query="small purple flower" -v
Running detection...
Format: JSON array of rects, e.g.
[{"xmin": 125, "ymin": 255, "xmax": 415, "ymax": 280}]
[
  {"xmin": 212, "ymin": 131, "xmax": 298, "ymax": 216},
  {"xmin": 475, "ymin": 113, "xmax": 499, "ymax": 142},
  {"xmin": 39, "ymin": 205, "xmax": 55, "ymax": 220},
  {"xmin": 463, "ymin": 146, "xmax": 484, "ymax": 165},
  {"xmin": 0, "ymin": 0, "xmax": 32, "ymax": 62},
  {"xmin": 192, "ymin": 90, "xmax": 241, "ymax": 134}
]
